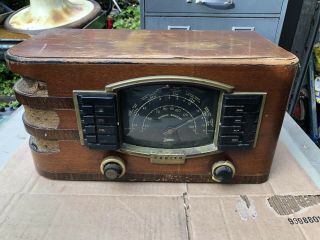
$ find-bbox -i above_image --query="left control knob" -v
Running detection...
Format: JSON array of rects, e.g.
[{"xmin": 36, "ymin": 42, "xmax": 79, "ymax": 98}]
[{"xmin": 100, "ymin": 156, "xmax": 126, "ymax": 180}]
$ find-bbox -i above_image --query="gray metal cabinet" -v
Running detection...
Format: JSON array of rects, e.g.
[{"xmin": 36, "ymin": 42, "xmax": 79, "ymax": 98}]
[{"xmin": 140, "ymin": 0, "xmax": 289, "ymax": 43}]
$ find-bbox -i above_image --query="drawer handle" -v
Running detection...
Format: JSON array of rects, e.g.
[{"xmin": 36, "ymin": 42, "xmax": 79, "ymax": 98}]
[
  {"xmin": 232, "ymin": 27, "xmax": 255, "ymax": 32},
  {"xmin": 196, "ymin": 0, "xmax": 234, "ymax": 8},
  {"xmin": 168, "ymin": 25, "xmax": 191, "ymax": 30}
]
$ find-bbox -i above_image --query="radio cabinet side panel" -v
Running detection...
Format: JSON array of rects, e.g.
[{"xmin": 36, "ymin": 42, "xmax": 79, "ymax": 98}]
[{"xmin": 11, "ymin": 62, "xmax": 297, "ymax": 183}]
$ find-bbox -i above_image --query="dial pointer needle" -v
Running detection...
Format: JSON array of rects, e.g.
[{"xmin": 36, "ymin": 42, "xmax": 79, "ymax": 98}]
[{"xmin": 163, "ymin": 114, "xmax": 202, "ymax": 135}]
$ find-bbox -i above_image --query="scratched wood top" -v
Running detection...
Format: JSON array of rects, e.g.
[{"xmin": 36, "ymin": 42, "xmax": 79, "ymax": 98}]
[{"xmin": 6, "ymin": 29, "xmax": 297, "ymax": 64}]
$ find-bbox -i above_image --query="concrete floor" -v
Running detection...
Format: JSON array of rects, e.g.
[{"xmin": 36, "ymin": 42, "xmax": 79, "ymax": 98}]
[
  {"xmin": 0, "ymin": 107, "xmax": 28, "ymax": 170},
  {"xmin": 281, "ymin": 113, "xmax": 320, "ymax": 188}
]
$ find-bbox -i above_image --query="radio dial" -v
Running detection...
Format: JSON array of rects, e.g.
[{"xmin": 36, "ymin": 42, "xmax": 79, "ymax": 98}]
[
  {"xmin": 212, "ymin": 161, "xmax": 235, "ymax": 183},
  {"xmin": 100, "ymin": 156, "xmax": 126, "ymax": 180}
]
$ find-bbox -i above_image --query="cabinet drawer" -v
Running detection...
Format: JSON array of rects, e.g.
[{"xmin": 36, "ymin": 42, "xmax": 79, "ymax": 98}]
[
  {"xmin": 144, "ymin": 0, "xmax": 284, "ymax": 14},
  {"xmin": 145, "ymin": 17, "xmax": 279, "ymax": 42}
]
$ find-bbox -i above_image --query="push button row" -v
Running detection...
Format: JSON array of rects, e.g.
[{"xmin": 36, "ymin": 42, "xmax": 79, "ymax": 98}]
[
  {"xmin": 220, "ymin": 124, "xmax": 258, "ymax": 135},
  {"xmin": 81, "ymin": 105, "xmax": 94, "ymax": 115},
  {"xmin": 83, "ymin": 116, "xmax": 117, "ymax": 125},
  {"xmin": 224, "ymin": 95, "xmax": 261, "ymax": 105},
  {"xmin": 78, "ymin": 96, "xmax": 115, "ymax": 106},
  {"xmin": 221, "ymin": 114, "xmax": 259, "ymax": 125},
  {"xmin": 219, "ymin": 134, "xmax": 256, "ymax": 145},
  {"xmin": 80, "ymin": 105, "xmax": 115, "ymax": 117},
  {"xmin": 85, "ymin": 135, "xmax": 118, "ymax": 144},
  {"xmin": 218, "ymin": 94, "xmax": 264, "ymax": 150},
  {"xmin": 84, "ymin": 125, "xmax": 117, "ymax": 135},
  {"xmin": 75, "ymin": 92, "xmax": 119, "ymax": 150},
  {"xmin": 223, "ymin": 104, "xmax": 260, "ymax": 115},
  {"xmin": 94, "ymin": 105, "xmax": 115, "ymax": 116}
]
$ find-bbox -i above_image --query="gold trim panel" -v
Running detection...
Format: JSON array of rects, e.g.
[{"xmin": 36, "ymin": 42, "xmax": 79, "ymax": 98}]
[
  {"xmin": 119, "ymin": 143, "xmax": 219, "ymax": 159},
  {"xmin": 105, "ymin": 75, "xmax": 234, "ymax": 93}
]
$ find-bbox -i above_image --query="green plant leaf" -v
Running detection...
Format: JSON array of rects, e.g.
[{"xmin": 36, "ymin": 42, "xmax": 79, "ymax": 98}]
[
  {"xmin": 0, "ymin": 62, "xmax": 20, "ymax": 107},
  {"xmin": 113, "ymin": 4, "xmax": 140, "ymax": 30}
]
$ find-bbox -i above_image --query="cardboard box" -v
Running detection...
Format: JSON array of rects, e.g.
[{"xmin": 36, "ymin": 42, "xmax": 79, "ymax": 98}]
[{"xmin": 0, "ymin": 114, "xmax": 319, "ymax": 240}]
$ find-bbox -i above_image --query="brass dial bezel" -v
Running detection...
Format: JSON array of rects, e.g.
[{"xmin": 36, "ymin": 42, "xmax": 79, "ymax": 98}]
[{"xmin": 107, "ymin": 75, "xmax": 233, "ymax": 159}]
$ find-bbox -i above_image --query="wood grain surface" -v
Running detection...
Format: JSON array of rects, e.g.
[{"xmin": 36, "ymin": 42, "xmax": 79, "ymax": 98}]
[
  {"xmin": 6, "ymin": 29, "xmax": 297, "ymax": 64},
  {"xmin": 31, "ymin": 140, "xmax": 269, "ymax": 183}
]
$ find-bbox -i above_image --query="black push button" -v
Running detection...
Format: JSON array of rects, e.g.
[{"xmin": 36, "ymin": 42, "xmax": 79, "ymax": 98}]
[
  {"xmin": 219, "ymin": 136, "xmax": 240, "ymax": 145},
  {"xmin": 244, "ymin": 104, "xmax": 260, "ymax": 112},
  {"xmin": 221, "ymin": 116, "xmax": 244, "ymax": 125},
  {"xmin": 81, "ymin": 105, "xmax": 94, "ymax": 115},
  {"xmin": 98, "ymin": 135, "xmax": 118, "ymax": 144},
  {"xmin": 79, "ymin": 96, "xmax": 115, "ymax": 105},
  {"xmin": 224, "ymin": 96, "xmax": 262, "ymax": 105},
  {"xmin": 83, "ymin": 116, "xmax": 95, "ymax": 125},
  {"xmin": 242, "ymin": 133, "xmax": 256, "ymax": 142},
  {"xmin": 97, "ymin": 126, "xmax": 117, "ymax": 135},
  {"xmin": 96, "ymin": 116, "xmax": 117, "ymax": 125},
  {"xmin": 223, "ymin": 106, "xmax": 246, "ymax": 116},
  {"xmin": 220, "ymin": 126, "xmax": 242, "ymax": 135},
  {"xmin": 95, "ymin": 105, "xmax": 115, "ymax": 116},
  {"xmin": 242, "ymin": 124, "xmax": 258, "ymax": 132},
  {"xmin": 244, "ymin": 114, "xmax": 259, "ymax": 124},
  {"xmin": 86, "ymin": 135, "xmax": 97, "ymax": 143},
  {"xmin": 87, "ymin": 143, "xmax": 119, "ymax": 150},
  {"xmin": 219, "ymin": 143, "xmax": 252, "ymax": 150},
  {"xmin": 84, "ymin": 125, "xmax": 96, "ymax": 134},
  {"xmin": 223, "ymin": 105, "xmax": 260, "ymax": 116}
]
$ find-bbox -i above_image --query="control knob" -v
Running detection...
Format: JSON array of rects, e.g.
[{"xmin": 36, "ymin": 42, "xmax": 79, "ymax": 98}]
[
  {"xmin": 211, "ymin": 161, "xmax": 235, "ymax": 183},
  {"xmin": 100, "ymin": 156, "xmax": 126, "ymax": 180}
]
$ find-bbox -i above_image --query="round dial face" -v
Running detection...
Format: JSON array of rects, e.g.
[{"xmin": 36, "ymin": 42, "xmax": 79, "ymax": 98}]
[{"xmin": 120, "ymin": 84, "xmax": 220, "ymax": 149}]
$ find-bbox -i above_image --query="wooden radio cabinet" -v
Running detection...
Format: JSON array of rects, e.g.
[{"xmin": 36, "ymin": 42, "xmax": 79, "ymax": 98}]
[{"xmin": 5, "ymin": 29, "xmax": 298, "ymax": 183}]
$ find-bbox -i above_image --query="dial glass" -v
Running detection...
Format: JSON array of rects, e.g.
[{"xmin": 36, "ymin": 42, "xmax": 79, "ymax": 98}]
[{"xmin": 120, "ymin": 84, "xmax": 220, "ymax": 149}]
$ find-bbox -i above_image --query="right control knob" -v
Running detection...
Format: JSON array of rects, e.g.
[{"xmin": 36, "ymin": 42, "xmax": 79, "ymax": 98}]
[{"xmin": 211, "ymin": 161, "xmax": 235, "ymax": 183}]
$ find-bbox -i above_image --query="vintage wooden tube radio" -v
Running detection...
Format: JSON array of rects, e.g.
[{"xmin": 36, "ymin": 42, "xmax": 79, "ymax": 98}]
[{"xmin": 5, "ymin": 29, "xmax": 298, "ymax": 183}]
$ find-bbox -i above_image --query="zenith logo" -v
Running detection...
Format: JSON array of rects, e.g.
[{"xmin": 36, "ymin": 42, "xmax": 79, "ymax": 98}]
[{"xmin": 163, "ymin": 138, "xmax": 175, "ymax": 142}]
